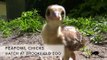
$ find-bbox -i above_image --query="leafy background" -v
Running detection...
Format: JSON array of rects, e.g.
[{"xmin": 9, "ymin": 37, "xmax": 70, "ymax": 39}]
[{"xmin": 0, "ymin": 0, "xmax": 107, "ymax": 43}]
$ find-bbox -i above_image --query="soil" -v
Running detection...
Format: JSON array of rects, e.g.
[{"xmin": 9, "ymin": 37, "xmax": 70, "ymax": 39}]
[{"xmin": 0, "ymin": 33, "xmax": 107, "ymax": 60}]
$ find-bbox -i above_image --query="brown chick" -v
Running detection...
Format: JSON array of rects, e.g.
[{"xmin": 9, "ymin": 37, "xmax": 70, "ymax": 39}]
[{"xmin": 41, "ymin": 4, "xmax": 87, "ymax": 60}]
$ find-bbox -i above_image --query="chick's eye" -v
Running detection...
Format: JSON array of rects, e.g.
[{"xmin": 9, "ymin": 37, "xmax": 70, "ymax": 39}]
[
  {"xmin": 61, "ymin": 11, "xmax": 64, "ymax": 15},
  {"xmin": 46, "ymin": 9, "xmax": 50, "ymax": 16},
  {"xmin": 61, "ymin": 11, "xmax": 64, "ymax": 18}
]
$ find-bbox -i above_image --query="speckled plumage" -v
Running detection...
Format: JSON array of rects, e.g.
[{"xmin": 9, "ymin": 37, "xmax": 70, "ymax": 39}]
[{"xmin": 41, "ymin": 4, "xmax": 87, "ymax": 60}]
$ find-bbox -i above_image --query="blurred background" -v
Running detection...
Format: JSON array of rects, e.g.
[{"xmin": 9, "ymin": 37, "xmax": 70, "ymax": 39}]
[{"xmin": 1, "ymin": 0, "xmax": 107, "ymax": 19}]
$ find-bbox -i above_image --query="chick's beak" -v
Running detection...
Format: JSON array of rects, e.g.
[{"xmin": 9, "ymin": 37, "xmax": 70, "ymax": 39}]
[{"xmin": 53, "ymin": 11, "xmax": 62, "ymax": 20}]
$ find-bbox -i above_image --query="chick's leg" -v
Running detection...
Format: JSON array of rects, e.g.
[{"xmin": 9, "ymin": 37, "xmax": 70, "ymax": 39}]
[{"xmin": 63, "ymin": 48, "xmax": 75, "ymax": 60}]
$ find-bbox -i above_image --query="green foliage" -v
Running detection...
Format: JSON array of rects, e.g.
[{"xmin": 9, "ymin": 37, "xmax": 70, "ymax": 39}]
[
  {"xmin": 90, "ymin": 34, "xmax": 104, "ymax": 44},
  {"xmin": 64, "ymin": 17, "xmax": 95, "ymax": 36},
  {"xmin": 80, "ymin": 46, "xmax": 91, "ymax": 57},
  {"xmin": 14, "ymin": 10, "xmax": 43, "ymax": 32},
  {"xmin": 0, "ymin": 20, "xmax": 12, "ymax": 37},
  {"xmin": 0, "ymin": 10, "xmax": 44, "ymax": 37},
  {"xmin": 64, "ymin": 16, "xmax": 107, "ymax": 43},
  {"xmin": 69, "ymin": 0, "xmax": 107, "ymax": 17},
  {"xmin": 25, "ymin": 0, "xmax": 107, "ymax": 17},
  {"xmin": 0, "ymin": 9, "xmax": 107, "ymax": 44}
]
